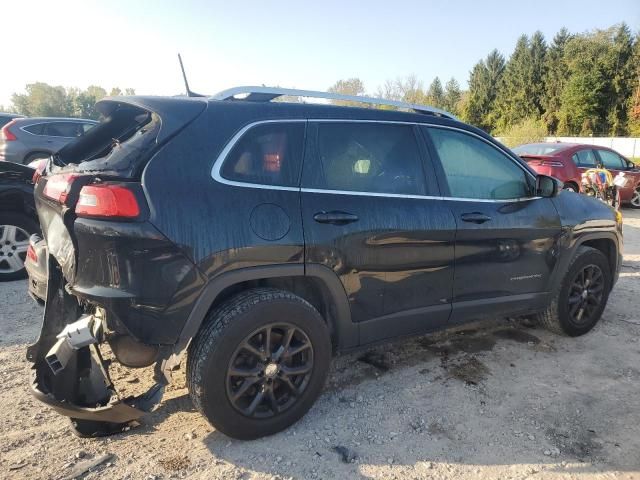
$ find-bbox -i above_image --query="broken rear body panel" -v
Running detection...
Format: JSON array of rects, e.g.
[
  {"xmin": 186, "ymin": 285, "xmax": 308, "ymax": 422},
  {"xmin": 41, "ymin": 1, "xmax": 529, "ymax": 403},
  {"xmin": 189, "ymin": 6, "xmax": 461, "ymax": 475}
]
[{"xmin": 27, "ymin": 97, "xmax": 208, "ymax": 432}]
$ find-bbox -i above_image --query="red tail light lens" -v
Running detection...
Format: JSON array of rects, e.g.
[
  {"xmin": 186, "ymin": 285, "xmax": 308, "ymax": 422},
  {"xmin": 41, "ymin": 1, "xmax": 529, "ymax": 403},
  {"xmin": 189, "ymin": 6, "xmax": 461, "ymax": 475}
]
[
  {"xmin": 1, "ymin": 120, "xmax": 18, "ymax": 141},
  {"xmin": 76, "ymin": 184, "xmax": 140, "ymax": 218},
  {"xmin": 43, "ymin": 174, "xmax": 77, "ymax": 204},
  {"xmin": 27, "ymin": 244, "xmax": 38, "ymax": 264}
]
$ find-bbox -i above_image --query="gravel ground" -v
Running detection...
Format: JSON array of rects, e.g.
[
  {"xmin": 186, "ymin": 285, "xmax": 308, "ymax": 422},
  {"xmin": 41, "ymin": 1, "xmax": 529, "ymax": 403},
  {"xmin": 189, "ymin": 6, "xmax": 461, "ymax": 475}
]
[{"xmin": 1, "ymin": 210, "xmax": 640, "ymax": 480}]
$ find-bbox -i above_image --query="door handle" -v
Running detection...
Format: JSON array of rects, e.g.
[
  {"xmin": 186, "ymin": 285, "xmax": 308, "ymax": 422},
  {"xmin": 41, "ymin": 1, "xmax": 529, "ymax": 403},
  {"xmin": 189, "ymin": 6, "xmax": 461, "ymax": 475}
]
[
  {"xmin": 313, "ymin": 211, "xmax": 359, "ymax": 225},
  {"xmin": 460, "ymin": 212, "xmax": 492, "ymax": 224}
]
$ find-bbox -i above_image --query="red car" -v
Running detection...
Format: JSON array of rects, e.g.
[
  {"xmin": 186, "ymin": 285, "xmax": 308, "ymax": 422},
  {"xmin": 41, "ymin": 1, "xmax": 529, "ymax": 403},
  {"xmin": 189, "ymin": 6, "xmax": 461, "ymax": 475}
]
[{"xmin": 513, "ymin": 142, "xmax": 640, "ymax": 208}]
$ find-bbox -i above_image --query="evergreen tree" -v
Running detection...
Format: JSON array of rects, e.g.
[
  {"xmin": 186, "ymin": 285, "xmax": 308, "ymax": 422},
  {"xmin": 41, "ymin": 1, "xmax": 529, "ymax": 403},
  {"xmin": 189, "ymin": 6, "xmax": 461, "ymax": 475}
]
[
  {"xmin": 529, "ymin": 31, "xmax": 548, "ymax": 117},
  {"xmin": 463, "ymin": 49, "xmax": 505, "ymax": 131},
  {"xmin": 493, "ymin": 35, "xmax": 537, "ymax": 131},
  {"xmin": 443, "ymin": 78, "xmax": 462, "ymax": 115},
  {"xmin": 426, "ymin": 77, "xmax": 445, "ymax": 108},
  {"xmin": 628, "ymin": 33, "xmax": 640, "ymax": 136},
  {"xmin": 542, "ymin": 28, "xmax": 572, "ymax": 134},
  {"xmin": 608, "ymin": 23, "xmax": 634, "ymax": 135}
]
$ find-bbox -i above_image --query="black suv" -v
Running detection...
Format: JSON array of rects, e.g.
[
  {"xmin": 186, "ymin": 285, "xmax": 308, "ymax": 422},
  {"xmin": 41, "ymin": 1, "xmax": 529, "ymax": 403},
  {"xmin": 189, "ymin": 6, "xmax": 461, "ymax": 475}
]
[{"xmin": 28, "ymin": 88, "xmax": 622, "ymax": 440}]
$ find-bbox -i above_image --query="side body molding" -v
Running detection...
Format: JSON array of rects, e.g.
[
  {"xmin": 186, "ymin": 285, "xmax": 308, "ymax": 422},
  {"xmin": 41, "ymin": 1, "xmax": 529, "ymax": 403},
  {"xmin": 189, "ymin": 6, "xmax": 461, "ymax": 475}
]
[{"xmin": 174, "ymin": 263, "xmax": 358, "ymax": 353}]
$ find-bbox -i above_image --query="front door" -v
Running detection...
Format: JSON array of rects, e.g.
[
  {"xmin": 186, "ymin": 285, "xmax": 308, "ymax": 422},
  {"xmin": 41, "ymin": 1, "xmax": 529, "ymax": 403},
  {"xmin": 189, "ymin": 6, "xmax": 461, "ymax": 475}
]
[
  {"xmin": 301, "ymin": 121, "xmax": 456, "ymax": 344},
  {"xmin": 423, "ymin": 126, "xmax": 562, "ymax": 322}
]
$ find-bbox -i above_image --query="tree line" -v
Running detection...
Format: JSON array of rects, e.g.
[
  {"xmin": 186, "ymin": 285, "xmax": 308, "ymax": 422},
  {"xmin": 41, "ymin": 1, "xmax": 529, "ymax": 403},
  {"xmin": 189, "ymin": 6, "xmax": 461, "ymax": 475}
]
[
  {"xmin": 4, "ymin": 83, "xmax": 135, "ymax": 120},
  {"xmin": 328, "ymin": 23, "xmax": 639, "ymax": 139}
]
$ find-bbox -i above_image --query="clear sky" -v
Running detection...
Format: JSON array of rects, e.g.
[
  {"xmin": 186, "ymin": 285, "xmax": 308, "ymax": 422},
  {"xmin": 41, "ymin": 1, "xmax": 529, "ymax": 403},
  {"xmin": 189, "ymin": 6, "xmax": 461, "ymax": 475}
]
[{"xmin": 2, "ymin": 0, "xmax": 638, "ymax": 107}]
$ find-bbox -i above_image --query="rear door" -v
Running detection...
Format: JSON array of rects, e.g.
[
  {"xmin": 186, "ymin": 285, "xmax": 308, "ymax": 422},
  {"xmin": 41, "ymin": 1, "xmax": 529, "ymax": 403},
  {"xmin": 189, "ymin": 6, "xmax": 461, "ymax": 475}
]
[
  {"xmin": 301, "ymin": 121, "xmax": 456, "ymax": 344},
  {"xmin": 423, "ymin": 126, "xmax": 562, "ymax": 322}
]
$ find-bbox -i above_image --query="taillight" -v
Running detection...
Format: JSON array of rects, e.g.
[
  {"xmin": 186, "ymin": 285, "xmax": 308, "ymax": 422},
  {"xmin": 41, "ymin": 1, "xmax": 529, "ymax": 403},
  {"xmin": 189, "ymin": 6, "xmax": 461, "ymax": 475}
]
[
  {"xmin": 76, "ymin": 184, "xmax": 140, "ymax": 218},
  {"xmin": 31, "ymin": 159, "xmax": 47, "ymax": 184},
  {"xmin": 542, "ymin": 161, "xmax": 564, "ymax": 167},
  {"xmin": 27, "ymin": 244, "xmax": 38, "ymax": 264},
  {"xmin": 43, "ymin": 174, "xmax": 77, "ymax": 204},
  {"xmin": 1, "ymin": 120, "xmax": 18, "ymax": 141}
]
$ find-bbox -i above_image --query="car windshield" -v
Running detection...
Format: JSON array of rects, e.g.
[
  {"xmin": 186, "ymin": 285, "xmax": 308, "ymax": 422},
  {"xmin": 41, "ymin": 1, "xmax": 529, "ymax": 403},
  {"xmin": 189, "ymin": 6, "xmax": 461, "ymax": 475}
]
[{"xmin": 512, "ymin": 144, "xmax": 567, "ymax": 156}]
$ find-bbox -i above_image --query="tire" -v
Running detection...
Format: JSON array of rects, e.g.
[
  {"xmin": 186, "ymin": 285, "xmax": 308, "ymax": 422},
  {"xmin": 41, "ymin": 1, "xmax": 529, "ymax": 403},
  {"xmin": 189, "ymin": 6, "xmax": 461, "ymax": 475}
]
[
  {"xmin": 563, "ymin": 182, "xmax": 579, "ymax": 193},
  {"xmin": 629, "ymin": 186, "xmax": 640, "ymax": 209},
  {"xmin": 0, "ymin": 212, "xmax": 39, "ymax": 281},
  {"xmin": 535, "ymin": 246, "xmax": 611, "ymax": 336},
  {"xmin": 23, "ymin": 152, "xmax": 50, "ymax": 165},
  {"xmin": 187, "ymin": 288, "xmax": 332, "ymax": 440}
]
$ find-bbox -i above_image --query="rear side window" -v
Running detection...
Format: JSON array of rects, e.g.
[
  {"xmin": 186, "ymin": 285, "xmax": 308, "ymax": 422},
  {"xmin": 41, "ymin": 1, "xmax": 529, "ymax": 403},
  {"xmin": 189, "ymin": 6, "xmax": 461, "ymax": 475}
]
[
  {"xmin": 221, "ymin": 122, "xmax": 305, "ymax": 187},
  {"xmin": 23, "ymin": 124, "xmax": 46, "ymax": 135},
  {"xmin": 309, "ymin": 122, "xmax": 426, "ymax": 195},
  {"xmin": 427, "ymin": 127, "xmax": 529, "ymax": 200},
  {"xmin": 572, "ymin": 149, "xmax": 598, "ymax": 167},
  {"xmin": 44, "ymin": 122, "xmax": 84, "ymax": 137}
]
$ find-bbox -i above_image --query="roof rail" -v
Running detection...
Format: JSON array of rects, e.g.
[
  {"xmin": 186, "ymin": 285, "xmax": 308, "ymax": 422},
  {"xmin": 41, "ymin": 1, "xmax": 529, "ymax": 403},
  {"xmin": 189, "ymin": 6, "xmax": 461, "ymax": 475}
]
[{"xmin": 210, "ymin": 86, "xmax": 457, "ymax": 120}]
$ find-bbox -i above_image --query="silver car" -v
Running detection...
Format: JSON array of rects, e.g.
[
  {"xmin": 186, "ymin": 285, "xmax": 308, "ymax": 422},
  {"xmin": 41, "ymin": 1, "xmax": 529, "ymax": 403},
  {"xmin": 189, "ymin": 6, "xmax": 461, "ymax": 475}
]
[{"xmin": 0, "ymin": 117, "xmax": 98, "ymax": 164}]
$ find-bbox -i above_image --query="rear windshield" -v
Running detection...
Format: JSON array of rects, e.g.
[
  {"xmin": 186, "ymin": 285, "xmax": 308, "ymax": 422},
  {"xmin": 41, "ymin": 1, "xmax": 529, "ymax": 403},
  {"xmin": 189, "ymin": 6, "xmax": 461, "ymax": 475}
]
[
  {"xmin": 54, "ymin": 103, "xmax": 160, "ymax": 174},
  {"xmin": 512, "ymin": 143, "xmax": 566, "ymax": 156}
]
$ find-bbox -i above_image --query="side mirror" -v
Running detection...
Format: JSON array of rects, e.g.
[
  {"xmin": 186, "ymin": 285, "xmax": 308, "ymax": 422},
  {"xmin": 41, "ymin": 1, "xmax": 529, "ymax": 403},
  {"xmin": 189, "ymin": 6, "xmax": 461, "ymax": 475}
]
[
  {"xmin": 535, "ymin": 174, "xmax": 561, "ymax": 198},
  {"xmin": 627, "ymin": 160, "xmax": 636, "ymax": 170}
]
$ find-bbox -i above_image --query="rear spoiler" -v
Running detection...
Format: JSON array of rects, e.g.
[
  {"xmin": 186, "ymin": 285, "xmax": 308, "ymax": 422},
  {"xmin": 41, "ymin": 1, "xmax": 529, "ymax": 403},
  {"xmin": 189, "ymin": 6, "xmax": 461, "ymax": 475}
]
[{"xmin": 95, "ymin": 96, "xmax": 207, "ymax": 145}]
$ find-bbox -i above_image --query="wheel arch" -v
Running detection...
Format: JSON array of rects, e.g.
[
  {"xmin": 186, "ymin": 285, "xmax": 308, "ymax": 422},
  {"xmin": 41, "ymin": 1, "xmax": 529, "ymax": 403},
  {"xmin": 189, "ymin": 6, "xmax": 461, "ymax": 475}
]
[
  {"xmin": 175, "ymin": 264, "xmax": 357, "ymax": 354},
  {"xmin": 551, "ymin": 232, "xmax": 620, "ymax": 292}
]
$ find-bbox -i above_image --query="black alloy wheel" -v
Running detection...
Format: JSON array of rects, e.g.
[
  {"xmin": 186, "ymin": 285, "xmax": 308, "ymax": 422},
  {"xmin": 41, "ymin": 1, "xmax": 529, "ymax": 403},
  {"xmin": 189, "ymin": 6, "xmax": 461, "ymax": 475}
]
[{"xmin": 226, "ymin": 323, "xmax": 314, "ymax": 418}]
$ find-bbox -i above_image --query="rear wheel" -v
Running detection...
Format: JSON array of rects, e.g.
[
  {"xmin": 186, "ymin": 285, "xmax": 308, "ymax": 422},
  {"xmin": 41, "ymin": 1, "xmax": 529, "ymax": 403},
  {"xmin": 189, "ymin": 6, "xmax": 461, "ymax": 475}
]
[
  {"xmin": 629, "ymin": 186, "xmax": 640, "ymax": 209},
  {"xmin": 536, "ymin": 246, "xmax": 611, "ymax": 336},
  {"xmin": 187, "ymin": 288, "xmax": 331, "ymax": 440},
  {"xmin": 0, "ymin": 213, "xmax": 39, "ymax": 281},
  {"xmin": 563, "ymin": 182, "xmax": 579, "ymax": 193}
]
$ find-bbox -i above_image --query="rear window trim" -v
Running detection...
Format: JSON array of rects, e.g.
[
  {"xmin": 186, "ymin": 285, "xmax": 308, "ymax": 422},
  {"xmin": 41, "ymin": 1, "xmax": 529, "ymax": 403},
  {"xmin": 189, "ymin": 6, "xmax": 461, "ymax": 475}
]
[{"xmin": 212, "ymin": 119, "xmax": 306, "ymax": 192}]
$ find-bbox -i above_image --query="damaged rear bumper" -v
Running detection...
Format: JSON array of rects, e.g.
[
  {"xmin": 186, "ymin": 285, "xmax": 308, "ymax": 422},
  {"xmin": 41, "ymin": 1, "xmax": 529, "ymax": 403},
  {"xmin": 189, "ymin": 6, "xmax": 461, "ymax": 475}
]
[{"xmin": 27, "ymin": 260, "xmax": 166, "ymax": 435}]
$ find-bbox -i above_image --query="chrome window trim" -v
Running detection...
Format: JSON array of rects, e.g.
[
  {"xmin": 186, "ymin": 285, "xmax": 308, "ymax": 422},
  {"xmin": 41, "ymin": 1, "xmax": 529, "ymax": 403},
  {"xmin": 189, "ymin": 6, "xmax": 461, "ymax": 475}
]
[
  {"xmin": 19, "ymin": 120, "xmax": 98, "ymax": 138},
  {"xmin": 211, "ymin": 118, "xmax": 539, "ymax": 202},
  {"xmin": 211, "ymin": 119, "xmax": 305, "ymax": 192}
]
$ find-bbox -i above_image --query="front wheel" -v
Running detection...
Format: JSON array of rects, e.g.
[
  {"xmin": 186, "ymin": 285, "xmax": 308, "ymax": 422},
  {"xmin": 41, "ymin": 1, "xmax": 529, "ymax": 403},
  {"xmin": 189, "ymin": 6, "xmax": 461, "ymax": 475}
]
[
  {"xmin": 187, "ymin": 288, "xmax": 331, "ymax": 440},
  {"xmin": 536, "ymin": 246, "xmax": 611, "ymax": 336}
]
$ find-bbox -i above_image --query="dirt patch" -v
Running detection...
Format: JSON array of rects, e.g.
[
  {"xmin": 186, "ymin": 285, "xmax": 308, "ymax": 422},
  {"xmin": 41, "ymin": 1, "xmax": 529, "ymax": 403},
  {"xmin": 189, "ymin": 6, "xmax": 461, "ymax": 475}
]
[
  {"xmin": 158, "ymin": 455, "xmax": 191, "ymax": 471},
  {"xmin": 446, "ymin": 355, "xmax": 491, "ymax": 385},
  {"xmin": 492, "ymin": 328, "xmax": 541, "ymax": 344}
]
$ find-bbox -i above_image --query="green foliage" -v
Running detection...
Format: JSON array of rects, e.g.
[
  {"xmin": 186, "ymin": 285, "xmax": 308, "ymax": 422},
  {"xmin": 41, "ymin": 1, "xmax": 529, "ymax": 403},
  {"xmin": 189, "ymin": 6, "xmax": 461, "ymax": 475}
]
[
  {"xmin": 426, "ymin": 77, "xmax": 444, "ymax": 108},
  {"xmin": 493, "ymin": 33, "xmax": 547, "ymax": 132},
  {"xmin": 461, "ymin": 49, "xmax": 505, "ymax": 130},
  {"xmin": 443, "ymin": 78, "xmax": 462, "ymax": 115},
  {"xmin": 629, "ymin": 33, "xmax": 640, "ymax": 136},
  {"xmin": 542, "ymin": 28, "xmax": 572, "ymax": 134},
  {"xmin": 499, "ymin": 118, "xmax": 547, "ymax": 148},
  {"xmin": 10, "ymin": 83, "xmax": 135, "ymax": 119}
]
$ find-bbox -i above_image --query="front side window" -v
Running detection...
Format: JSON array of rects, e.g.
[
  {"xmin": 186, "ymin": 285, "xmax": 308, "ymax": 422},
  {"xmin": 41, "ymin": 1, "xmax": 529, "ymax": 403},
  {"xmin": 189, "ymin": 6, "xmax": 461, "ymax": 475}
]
[
  {"xmin": 597, "ymin": 150, "xmax": 625, "ymax": 170},
  {"xmin": 310, "ymin": 122, "xmax": 426, "ymax": 195},
  {"xmin": 427, "ymin": 127, "xmax": 529, "ymax": 200},
  {"xmin": 221, "ymin": 122, "xmax": 305, "ymax": 187},
  {"xmin": 573, "ymin": 149, "xmax": 598, "ymax": 168}
]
